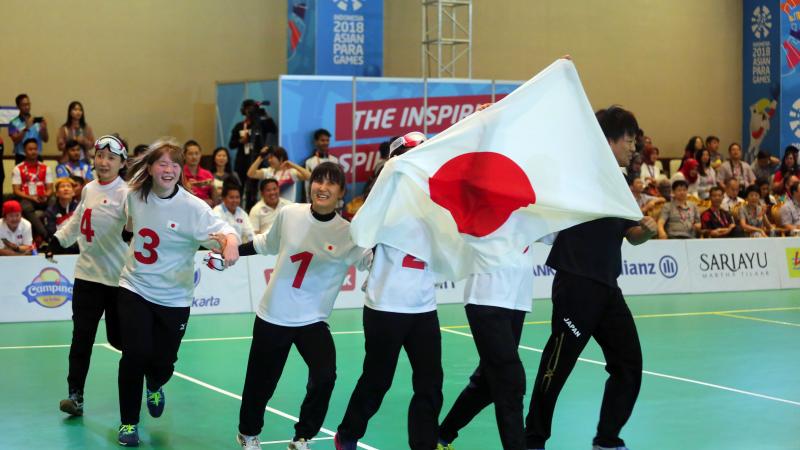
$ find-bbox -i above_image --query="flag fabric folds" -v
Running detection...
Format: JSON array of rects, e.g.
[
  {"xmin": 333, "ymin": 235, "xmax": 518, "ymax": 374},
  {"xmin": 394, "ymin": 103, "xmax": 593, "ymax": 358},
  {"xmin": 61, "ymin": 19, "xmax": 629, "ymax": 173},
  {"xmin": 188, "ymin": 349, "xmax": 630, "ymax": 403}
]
[{"xmin": 350, "ymin": 59, "xmax": 643, "ymax": 280}]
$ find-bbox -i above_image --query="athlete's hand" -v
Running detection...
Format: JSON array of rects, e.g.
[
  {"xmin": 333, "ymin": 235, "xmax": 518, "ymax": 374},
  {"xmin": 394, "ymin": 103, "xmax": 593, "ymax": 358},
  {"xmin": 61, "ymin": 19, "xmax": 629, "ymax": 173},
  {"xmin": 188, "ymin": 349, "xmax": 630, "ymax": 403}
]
[{"xmin": 221, "ymin": 234, "xmax": 240, "ymax": 267}]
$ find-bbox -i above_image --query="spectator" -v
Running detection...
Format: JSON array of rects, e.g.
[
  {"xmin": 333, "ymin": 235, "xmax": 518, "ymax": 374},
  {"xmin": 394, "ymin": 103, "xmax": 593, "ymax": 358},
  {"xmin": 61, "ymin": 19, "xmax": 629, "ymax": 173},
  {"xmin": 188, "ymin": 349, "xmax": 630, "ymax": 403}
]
[
  {"xmin": 44, "ymin": 178, "xmax": 79, "ymax": 253},
  {"xmin": 626, "ymin": 152, "xmax": 643, "ymax": 181},
  {"xmin": 680, "ymin": 135, "xmax": 704, "ymax": 169},
  {"xmin": 9, "ymin": 94, "xmax": 49, "ymax": 164},
  {"xmin": 700, "ymin": 186, "xmax": 736, "ymax": 238},
  {"xmin": 0, "ymin": 136, "xmax": 5, "ymax": 200},
  {"xmin": 721, "ymin": 178, "xmax": 745, "ymax": 212},
  {"xmin": 758, "ymin": 180, "xmax": 776, "ymax": 207},
  {"xmin": 209, "ymin": 147, "xmax": 241, "ymax": 200},
  {"xmin": 694, "ymin": 148, "xmax": 717, "ymax": 200},
  {"xmin": 11, "ymin": 138, "xmax": 54, "ymax": 240},
  {"xmin": 56, "ymin": 101, "xmax": 95, "ymax": 160},
  {"xmin": 56, "ymin": 139, "xmax": 94, "ymax": 181},
  {"xmin": 248, "ymin": 178, "xmax": 292, "ymax": 234},
  {"xmin": 778, "ymin": 174, "xmax": 800, "ymax": 203},
  {"xmin": 658, "ymin": 179, "xmax": 701, "ymax": 239},
  {"xmin": 671, "ymin": 158, "xmax": 700, "ymax": 197},
  {"xmin": 303, "ymin": 128, "xmax": 338, "ymax": 200},
  {"xmin": 230, "ymin": 99, "xmax": 278, "ymax": 209},
  {"xmin": 640, "ymin": 145, "xmax": 663, "ymax": 193},
  {"xmin": 246, "ymin": 145, "xmax": 310, "ymax": 202},
  {"xmin": 771, "ymin": 146, "xmax": 799, "ymax": 195},
  {"xmin": 657, "ymin": 178, "xmax": 672, "ymax": 201},
  {"xmin": 133, "ymin": 144, "xmax": 149, "ymax": 157},
  {"xmin": 739, "ymin": 185, "xmax": 773, "ymax": 238},
  {"xmin": 717, "ymin": 142, "xmax": 756, "ymax": 190},
  {"xmin": 183, "ymin": 140, "xmax": 217, "ymax": 206},
  {"xmin": 0, "ymin": 200, "xmax": 33, "ymax": 256},
  {"xmin": 705, "ymin": 135, "xmax": 723, "ymax": 169},
  {"xmin": 629, "ymin": 177, "xmax": 664, "ymax": 215},
  {"xmin": 752, "ymin": 150, "xmax": 781, "ymax": 185},
  {"xmin": 213, "ymin": 183, "xmax": 254, "ymax": 244},
  {"xmin": 780, "ymin": 182, "xmax": 800, "ymax": 233},
  {"xmin": 69, "ymin": 175, "xmax": 86, "ymax": 201}
]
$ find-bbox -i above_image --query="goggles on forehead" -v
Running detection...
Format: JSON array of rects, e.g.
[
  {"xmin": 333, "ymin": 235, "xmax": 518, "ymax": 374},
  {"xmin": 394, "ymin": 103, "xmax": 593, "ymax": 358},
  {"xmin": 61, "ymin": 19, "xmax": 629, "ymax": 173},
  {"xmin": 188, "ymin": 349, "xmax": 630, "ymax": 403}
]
[
  {"xmin": 94, "ymin": 135, "xmax": 128, "ymax": 160},
  {"xmin": 389, "ymin": 131, "xmax": 427, "ymax": 154}
]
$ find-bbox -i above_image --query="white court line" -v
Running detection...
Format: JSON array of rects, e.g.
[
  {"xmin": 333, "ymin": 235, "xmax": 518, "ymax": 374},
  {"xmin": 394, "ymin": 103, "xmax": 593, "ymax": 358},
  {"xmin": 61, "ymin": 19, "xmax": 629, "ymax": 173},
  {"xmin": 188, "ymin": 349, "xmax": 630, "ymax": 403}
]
[
  {"xmin": 261, "ymin": 436, "xmax": 334, "ymax": 445},
  {"xmin": 0, "ymin": 330, "xmax": 365, "ymax": 350},
  {"xmin": 439, "ymin": 327, "xmax": 800, "ymax": 408},
  {"xmin": 100, "ymin": 344, "xmax": 379, "ymax": 450}
]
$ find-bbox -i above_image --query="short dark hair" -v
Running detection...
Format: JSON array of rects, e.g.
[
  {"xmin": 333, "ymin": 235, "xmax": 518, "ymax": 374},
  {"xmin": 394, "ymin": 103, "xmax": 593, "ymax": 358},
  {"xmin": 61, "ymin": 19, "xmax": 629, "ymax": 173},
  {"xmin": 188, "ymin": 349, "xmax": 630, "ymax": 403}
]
[
  {"xmin": 725, "ymin": 177, "xmax": 739, "ymax": 186},
  {"xmin": 183, "ymin": 140, "xmax": 201, "ymax": 152},
  {"xmin": 259, "ymin": 178, "xmax": 279, "ymax": 192},
  {"xmin": 23, "ymin": 138, "xmax": 38, "ymax": 148},
  {"xmin": 313, "ymin": 128, "xmax": 331, "ymax": 141},
  {"xmin": 671, "ymin": 179, "xmax": 689, "ymax": 190},
  {"xmin": 70, "ymin": 175, "xmax": 86, "ymax": 186},
  {"xmin": 310, "ymin": 161, "xmax": 346, "ymax": 190},
  {"xmin": 133, "ymin": 144, "xmax": 149, "ymax": 157},
  {"xmin": 757, "ymin": 150, "xmax": 769, "ymax": 160},
  {"xmin": 266, "ymin": 145, "xmax": 289, "ymax": 162},
  {"xmin": 709, "ymin": 186, "xmax": 724, "ymax": 196},
  {"xmin": 64, "ymin": 139, "xmax": 80, "ymax": 151},
  {"xmin": 595, "ymin": 106, "xmax": 639, "ymax": 141},
  {"xmin": 378, "ymin": 140, "xmax": 391, "ymax": 159},
  {"xmin": 15, "ymin": 94, "xmax": 28, "ymax": 107},
  {"xmin": 221, "ymin": 182, "xmax": 242, "ymax": 198},
  {"xmin": 728, "ymin": 142, "xmax": 741, "ymax": 152},
  {"xmin": 744, "ymin": 184, "xmax": 760, "ymax": 197},
  {"xmin": 705, "ymin": 135, "xmax": 719, "ymax": 146}
]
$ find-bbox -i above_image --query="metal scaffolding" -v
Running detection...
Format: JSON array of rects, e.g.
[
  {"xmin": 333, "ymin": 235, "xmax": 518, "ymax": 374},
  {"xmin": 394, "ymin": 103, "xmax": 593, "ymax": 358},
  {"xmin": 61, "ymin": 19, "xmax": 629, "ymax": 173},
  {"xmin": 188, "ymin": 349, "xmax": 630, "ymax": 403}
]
[{"xmin": 421, "ymin": 0, "xmax": 472, "ymax": 78}]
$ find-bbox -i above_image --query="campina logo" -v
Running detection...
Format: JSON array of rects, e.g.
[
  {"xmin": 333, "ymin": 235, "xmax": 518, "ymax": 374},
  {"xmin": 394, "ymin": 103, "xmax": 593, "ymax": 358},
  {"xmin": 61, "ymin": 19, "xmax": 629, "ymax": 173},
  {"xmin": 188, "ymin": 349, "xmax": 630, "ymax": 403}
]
[
  {"xmin": 751, "ymin": 5, "xmax": 772, "ymax": 39},
  {"xmin": 786, "ymin": 248, "xmax": 800, "ymax": 278},
  {"xmin": 22, "ymin": 268, "xmax": 74, "ymax": 308}
]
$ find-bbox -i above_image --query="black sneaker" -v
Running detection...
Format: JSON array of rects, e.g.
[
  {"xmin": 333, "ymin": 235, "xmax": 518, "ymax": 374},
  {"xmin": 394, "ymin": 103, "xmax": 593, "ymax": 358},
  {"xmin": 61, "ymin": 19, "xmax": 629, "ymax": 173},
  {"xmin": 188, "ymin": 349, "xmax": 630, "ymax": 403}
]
[
  {"xmin": 146, "ymin": 386, "xmax": 165, "ymax": 418},
  {"xmin": 118, "ymin": 424, "xmax": 140, "ymax": 447},
  {"xmin": 59, "ymin": 389, "xmax": 84, "ymax": 416}
]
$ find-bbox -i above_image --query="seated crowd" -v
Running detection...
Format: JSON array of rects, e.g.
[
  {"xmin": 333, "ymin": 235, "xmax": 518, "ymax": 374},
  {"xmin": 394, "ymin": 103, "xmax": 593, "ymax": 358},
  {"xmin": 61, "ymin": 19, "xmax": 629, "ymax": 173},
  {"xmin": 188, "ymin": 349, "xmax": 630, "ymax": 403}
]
[{"xmin": 628, "ymin": 133, "xmax": 800, "ymax": 239}]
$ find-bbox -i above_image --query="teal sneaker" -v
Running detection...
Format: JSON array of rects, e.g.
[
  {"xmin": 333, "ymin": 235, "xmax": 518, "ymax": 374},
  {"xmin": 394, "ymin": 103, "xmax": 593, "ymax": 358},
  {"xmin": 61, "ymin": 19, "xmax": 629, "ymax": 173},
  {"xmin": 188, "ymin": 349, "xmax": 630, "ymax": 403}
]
[
  {"xmin": 146, "ymin": 386, "xmax": 165, "ymax": 418},
  {"xmin": 118, "ymin": 424, "xmax": 139, "ymax": 447}
]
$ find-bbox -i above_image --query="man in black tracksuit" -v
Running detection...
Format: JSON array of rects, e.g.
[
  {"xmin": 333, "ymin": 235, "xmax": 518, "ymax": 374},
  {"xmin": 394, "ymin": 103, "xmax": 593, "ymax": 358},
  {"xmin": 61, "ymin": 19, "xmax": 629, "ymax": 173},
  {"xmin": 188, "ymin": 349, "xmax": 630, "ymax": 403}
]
[{"xmin": 526, "ymin": 106, "xmax": 657, "ymax": 450}]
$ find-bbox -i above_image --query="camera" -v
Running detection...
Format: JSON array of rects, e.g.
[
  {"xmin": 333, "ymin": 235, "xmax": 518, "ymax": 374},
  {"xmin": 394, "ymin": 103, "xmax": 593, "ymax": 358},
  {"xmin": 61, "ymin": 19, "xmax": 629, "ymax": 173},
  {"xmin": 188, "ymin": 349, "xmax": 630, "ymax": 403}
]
[{"xmin": 33, "ymin": 116, "xmax": 44, "ymax": 124}]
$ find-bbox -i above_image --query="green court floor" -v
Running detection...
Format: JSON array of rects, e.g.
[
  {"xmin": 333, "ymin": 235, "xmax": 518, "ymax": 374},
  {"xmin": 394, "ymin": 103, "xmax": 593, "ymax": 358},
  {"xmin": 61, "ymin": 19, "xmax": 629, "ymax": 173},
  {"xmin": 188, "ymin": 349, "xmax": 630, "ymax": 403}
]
[{"xmin": 1, "ymin": 290, "xmax": 799, "ymax": 450}]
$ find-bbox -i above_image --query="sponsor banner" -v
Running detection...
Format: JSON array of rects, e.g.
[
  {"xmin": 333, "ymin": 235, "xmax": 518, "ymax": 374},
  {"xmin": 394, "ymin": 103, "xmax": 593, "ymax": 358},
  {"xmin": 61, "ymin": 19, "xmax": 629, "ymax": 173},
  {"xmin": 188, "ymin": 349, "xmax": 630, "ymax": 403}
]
[
  {"xmin": 1, "ymin": 255, "xmax": 78, "ymax": 322},
  {"xmin": 685, "ymin": 237, "xmax": 781, "ymax": 292},
  {"xmin": 618, "ymin": 240, "xmax": 690, "ymax": 295},
  {"xmin": 779, "ymin": 0, "xmax": 800, "ymax": 150},
  {"xmin": 190, "ymin": 252, "xmax": 252, "ymax": 315},
  {"xmin": 774, "ymin": 236, "xmax": 800, "ymax": 287}
]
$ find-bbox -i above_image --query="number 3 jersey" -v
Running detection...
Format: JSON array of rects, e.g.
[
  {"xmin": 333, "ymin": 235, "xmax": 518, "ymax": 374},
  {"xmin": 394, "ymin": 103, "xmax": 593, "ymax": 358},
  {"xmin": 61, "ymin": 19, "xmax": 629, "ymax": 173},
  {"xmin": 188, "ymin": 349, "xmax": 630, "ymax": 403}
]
[
  {"xmin": 253, "ymin": 203, "xmax": 367, "ymax": 327},
  {"xmin": 119, "ymin": 187, "xmax": 237, "ymax": 308},
  {"xmin": 54, "ymin": 177, "xmax": 129, "ymax": 287}
]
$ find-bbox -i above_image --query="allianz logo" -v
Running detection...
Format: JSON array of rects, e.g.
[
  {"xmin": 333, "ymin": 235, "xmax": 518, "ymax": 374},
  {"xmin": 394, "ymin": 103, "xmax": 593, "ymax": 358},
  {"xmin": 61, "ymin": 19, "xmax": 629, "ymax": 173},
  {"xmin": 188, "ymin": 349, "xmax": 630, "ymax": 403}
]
[{"xmin": 532, "ymin": 255, "xmax": 679, "ymax": 279}]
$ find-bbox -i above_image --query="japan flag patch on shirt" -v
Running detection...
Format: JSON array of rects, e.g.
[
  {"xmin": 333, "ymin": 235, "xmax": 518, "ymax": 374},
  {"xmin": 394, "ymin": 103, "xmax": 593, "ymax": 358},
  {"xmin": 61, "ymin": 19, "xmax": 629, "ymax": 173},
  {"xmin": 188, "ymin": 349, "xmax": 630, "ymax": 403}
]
[
  {"xmin": 167, "ymin": 220, "xmax": 180, "ymax": 232},
  {"xmin": 324, "ymin": 243, "xmax": 336, "ymax": 254}
]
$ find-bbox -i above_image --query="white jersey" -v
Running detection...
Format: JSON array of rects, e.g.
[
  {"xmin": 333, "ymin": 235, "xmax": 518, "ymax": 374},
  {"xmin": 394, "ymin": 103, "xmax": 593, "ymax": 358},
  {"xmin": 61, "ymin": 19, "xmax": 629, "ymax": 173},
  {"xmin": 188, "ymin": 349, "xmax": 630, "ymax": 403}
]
[
  {"xmin": 464, "ymin": 247, "xmax": 534, "ymax": 312},
  {"xmin": 55, "ymin": 177, "xmax": 129, "ymax": 287},
  {"xmin": 254, "ymin": 203, "xmax": 366, "ymax": 327},
  {"xmin": 364, "ymin": 244, "xmax": 436, "ymax": 314},
  {"xmin": 119, "ymin": 187, "xmax": 237, "ymax": 308},
  {"xmin": 0, "ymin": 218, "xmax": 33, "ymax": 248},
  {"xmin": 213, "ymin": 204, "xmax": 255, "ymax": 244},
  {"xmin": 248, "ymin": 197, "xmax": 292, "ymax": 234}
]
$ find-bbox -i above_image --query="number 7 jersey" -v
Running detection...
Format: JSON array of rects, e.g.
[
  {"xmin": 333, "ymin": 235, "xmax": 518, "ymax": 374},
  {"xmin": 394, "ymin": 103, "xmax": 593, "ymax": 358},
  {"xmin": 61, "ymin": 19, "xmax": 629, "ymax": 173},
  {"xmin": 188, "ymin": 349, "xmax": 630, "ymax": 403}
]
[
  {"xmin": 253, "ymin": 203, "xmax": 368, "ymax": 327},
  {"xmin": 54, "ymin": 177, "xmax": 129, "ymax": 287}
]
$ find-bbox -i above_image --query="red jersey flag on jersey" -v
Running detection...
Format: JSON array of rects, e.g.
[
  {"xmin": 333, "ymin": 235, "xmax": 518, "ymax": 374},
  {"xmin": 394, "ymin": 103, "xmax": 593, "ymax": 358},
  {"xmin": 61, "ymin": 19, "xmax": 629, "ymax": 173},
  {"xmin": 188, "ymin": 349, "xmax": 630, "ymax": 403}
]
[{"xmin": 350, "ymin": 59, "xmax": 642, "ymax": 279}]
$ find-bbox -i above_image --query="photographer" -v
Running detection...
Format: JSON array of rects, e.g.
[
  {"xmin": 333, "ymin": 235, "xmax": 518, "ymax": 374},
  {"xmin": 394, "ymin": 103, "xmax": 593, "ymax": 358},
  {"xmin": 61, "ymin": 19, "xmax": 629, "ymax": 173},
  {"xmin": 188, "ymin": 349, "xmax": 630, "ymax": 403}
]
[
  {"xmin": 230, "ymin": 99, "xmax": 278, "ymax": 209},
  {"xmin": 9, "ymin": 94, "xmax": 49, "ymax": 164}
]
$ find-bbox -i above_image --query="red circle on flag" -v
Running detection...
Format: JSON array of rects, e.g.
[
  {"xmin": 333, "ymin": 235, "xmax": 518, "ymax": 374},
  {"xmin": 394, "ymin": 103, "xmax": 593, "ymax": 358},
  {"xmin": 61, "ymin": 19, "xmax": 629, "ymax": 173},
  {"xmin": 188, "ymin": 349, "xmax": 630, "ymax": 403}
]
[
  {"xmin": 429, "ymin": 152, "xmax": 536, "ymax": 237},
  {"xmin": 171, "ymin": 224, "xmax": 175, "ymax": 228}
]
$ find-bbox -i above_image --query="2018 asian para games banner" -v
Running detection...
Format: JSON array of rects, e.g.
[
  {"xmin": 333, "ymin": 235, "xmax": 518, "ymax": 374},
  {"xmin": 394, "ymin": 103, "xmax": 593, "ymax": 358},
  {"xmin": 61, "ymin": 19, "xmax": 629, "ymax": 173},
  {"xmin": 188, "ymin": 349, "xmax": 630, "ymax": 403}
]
[{"xmin": 288, "ymin": 0, "xmax": 383, "ymax": 76}]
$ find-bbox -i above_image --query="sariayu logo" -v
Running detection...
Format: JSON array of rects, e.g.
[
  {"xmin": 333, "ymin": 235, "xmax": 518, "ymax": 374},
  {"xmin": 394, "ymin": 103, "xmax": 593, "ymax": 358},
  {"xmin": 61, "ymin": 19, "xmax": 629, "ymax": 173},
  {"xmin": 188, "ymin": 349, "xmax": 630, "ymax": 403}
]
[
  {"xmin": 23, "ymin": 268, "xmax": 73, "ymax": 308},
  {"xmin": 563, "ymin": 318, "xmax": 581, "ymax": 338}
]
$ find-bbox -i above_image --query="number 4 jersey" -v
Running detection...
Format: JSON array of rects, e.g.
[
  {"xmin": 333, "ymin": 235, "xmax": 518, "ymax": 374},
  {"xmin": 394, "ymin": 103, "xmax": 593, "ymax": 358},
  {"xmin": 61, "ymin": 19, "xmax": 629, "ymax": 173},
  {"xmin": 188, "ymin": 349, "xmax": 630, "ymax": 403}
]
[
  {"xmin": 253, "ymin": 203, "xmax": 368, "ymax": 327},
  {"xmin": 119, "ymin": 187, "xmax": 237, "ymax": 307},
  {"xmin": 55, "ymin": 177, "xmax": 129, "ymax": 287}
]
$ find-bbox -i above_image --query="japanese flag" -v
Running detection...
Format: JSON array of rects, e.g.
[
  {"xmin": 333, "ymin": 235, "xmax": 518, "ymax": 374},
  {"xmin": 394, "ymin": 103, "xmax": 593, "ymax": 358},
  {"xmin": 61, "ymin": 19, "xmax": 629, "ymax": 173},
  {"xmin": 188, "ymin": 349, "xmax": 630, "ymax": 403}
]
[{"xmin": 350, "ymin": 59, "xmax": 642, "ymax": 280}]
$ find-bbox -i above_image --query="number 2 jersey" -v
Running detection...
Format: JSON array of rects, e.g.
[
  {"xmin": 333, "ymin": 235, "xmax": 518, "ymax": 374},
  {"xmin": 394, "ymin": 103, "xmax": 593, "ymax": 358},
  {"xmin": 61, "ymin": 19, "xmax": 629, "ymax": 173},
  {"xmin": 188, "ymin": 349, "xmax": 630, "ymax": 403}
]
[
  {"xmin": 364, "ymin": 244, "xmax": 436, "ymax": 314},
  {"xmin": 253, "ymin": 203, "xmax": 367, "ymax": 327},
  {"xmin": 119, "ymin": 187, "xmax": 237, "ymax": 308},
  {"xmin": 54, "ymin": 176, "xmax": 129, "ymax": 287}
]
